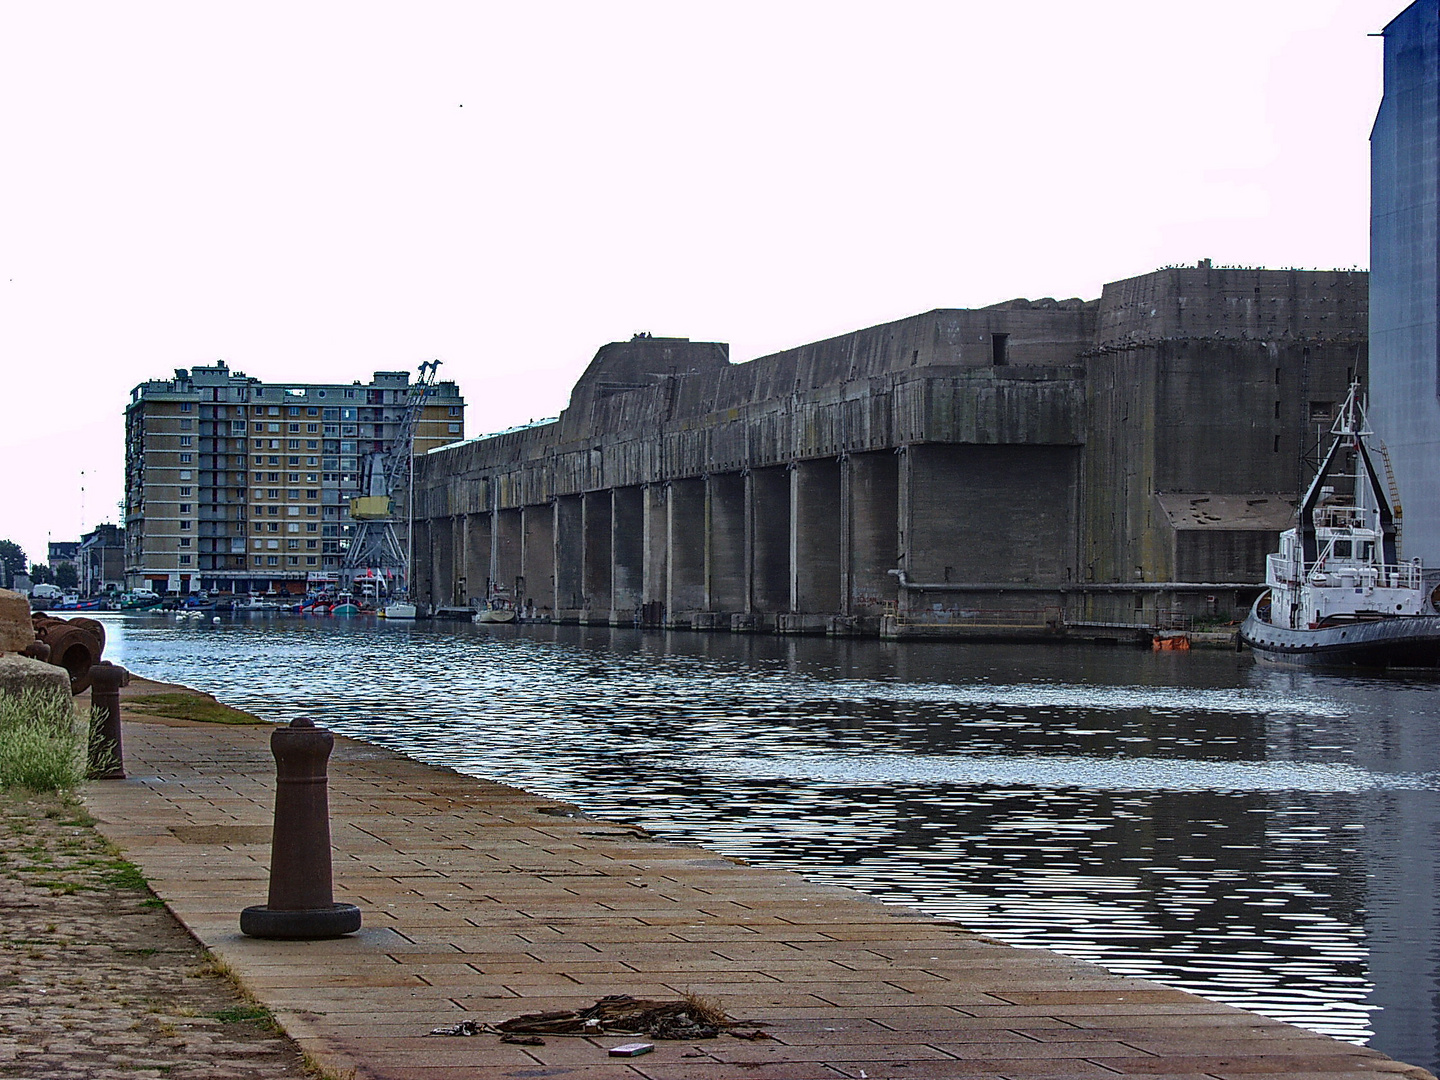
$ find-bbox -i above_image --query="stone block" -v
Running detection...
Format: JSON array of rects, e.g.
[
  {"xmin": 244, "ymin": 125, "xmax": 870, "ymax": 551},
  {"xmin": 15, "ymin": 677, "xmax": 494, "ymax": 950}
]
[
  {"xmin": 0, "ymin": 589, "xmax": 34, "ymax": 653},
  {"xmin": 0, "ymin": 654, "xmax": 71, "ymax": 701}
]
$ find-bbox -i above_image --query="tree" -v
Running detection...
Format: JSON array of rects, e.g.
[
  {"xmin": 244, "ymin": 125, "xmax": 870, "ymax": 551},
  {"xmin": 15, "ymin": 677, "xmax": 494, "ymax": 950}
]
[
  {"xmin": 54, "ymin": 563, "xmax": 78, "ymax": 591},
  {"xmin": 28, "ymin": 563, "xmax": 53, "ymax": 585},
  {"xmin": 0, "ymin": 540, "xmax": 25, "ymax": 589}
]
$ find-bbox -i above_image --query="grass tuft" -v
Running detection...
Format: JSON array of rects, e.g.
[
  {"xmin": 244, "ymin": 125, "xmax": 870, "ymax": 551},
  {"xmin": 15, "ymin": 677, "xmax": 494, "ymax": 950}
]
[
  {"xmin": 124, "ymin": 693, "xmax": 264, "ymax": 725},
  {"xmin": 0, "ymin": 688, "xmax": 87, "ymax": 792}
]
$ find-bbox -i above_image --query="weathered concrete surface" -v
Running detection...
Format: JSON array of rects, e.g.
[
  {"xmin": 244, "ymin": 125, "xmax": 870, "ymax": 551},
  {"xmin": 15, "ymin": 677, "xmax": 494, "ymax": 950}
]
[
  {"xmin": 86, "ymin": 701, "xmax": 1433, "ymax": 1080},
  {"xmin": 0, "ymin": 654, "xmax": 71, "ymax": 700},
  {"xmin": 414, "ymin": 267, "xmax": 1366, "ymax": 633},
  {"xmin": 0, "ymin": 589, "xmax": 32, "ymax": 654}
]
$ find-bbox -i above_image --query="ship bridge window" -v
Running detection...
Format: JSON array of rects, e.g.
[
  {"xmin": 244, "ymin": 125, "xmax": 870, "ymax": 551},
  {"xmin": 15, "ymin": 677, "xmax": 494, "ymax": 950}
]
[{"xmin": 1333, "ymin": 540, "xmax": 1351, "ymax": 557}]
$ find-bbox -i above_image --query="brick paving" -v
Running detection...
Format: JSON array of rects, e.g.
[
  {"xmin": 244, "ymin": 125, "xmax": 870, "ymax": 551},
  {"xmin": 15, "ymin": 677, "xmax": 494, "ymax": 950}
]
[
  {"xmin": 81, "ymin": 681, "xmax": 1436, "ymax": 1080},
  {"xmin": 0, "ymin": 791, "xmax": 307, "ymax": 1079}
]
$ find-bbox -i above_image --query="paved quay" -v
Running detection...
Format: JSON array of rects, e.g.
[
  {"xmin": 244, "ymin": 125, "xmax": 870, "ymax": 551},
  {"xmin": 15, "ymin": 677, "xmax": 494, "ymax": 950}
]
[{"xmin": 84, "ymin": 681, "xmax": 1434, "ymax": 1080}]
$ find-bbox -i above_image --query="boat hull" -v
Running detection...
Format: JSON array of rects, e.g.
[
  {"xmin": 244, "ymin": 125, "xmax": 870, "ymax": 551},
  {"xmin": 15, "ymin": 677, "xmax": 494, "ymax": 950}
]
[{"xmin": 1241, "ymin": 600, "xmax": 1440, "ymax": 668}]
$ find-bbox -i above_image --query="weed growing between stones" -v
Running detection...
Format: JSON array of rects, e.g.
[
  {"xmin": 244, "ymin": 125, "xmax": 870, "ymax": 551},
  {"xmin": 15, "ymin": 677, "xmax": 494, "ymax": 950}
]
[{"xmin": 0, "ymin": 687, "xmax": 86, "ymax": 792}]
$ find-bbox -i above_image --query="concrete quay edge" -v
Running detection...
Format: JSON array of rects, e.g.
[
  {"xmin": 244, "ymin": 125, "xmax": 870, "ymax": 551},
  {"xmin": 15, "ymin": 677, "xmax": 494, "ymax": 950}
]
[{"xmin": 81, "ymin": 678, "xmax": 1435, "ymax": 1080}]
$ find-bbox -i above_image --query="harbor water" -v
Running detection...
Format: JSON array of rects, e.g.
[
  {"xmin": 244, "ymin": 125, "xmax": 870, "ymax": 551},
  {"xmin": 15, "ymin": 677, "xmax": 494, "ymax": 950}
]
[{"xmin": 99, "ymin": 612, "xmax": 1440, "ymax": 1073}]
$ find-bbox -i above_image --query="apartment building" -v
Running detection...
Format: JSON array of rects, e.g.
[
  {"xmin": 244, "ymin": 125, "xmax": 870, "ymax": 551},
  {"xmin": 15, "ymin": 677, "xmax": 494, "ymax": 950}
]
[{"xmin": 124, "ymin": 361, "xmax": 464, "ymax": 595}]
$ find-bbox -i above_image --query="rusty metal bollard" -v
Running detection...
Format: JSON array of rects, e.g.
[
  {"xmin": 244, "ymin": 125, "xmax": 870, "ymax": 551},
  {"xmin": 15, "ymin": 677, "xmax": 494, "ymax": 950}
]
[
  {"xmin": 87, "ymin": 661, "xmax": 130, "ymax": 779},
  {"xmin": 240, "ymin": 718, "xmax": 361, "ymax": 939}
]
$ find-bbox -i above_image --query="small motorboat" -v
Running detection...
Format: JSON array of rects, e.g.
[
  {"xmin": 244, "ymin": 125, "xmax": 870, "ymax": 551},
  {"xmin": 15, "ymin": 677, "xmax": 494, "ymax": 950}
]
[{"xmin": 474, "ymin": 598, "xmax": 517, "ymax": 624}]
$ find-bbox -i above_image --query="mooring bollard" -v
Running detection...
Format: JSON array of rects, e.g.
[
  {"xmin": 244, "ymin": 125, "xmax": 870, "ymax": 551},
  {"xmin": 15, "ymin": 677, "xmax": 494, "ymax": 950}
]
[
  {"xmin": 87, "ymin": 661, "xmax": 130, "ymax": 780},
  {"xmin": 240, "ymin": 717, "xmax": 361, "ymax": 939}
]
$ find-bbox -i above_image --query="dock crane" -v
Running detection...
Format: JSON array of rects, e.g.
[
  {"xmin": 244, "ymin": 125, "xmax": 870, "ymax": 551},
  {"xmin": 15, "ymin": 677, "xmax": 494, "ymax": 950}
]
[{"xmin": 341, "ymin": 359, "xmax": 442, "ymax": 598}]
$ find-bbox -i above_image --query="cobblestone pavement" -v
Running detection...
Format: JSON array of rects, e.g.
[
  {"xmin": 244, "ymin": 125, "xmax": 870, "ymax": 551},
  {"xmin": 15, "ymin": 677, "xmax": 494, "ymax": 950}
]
[{"xmin": 0, "ymin": 791, "xmax": 311, "ymax": 1080}]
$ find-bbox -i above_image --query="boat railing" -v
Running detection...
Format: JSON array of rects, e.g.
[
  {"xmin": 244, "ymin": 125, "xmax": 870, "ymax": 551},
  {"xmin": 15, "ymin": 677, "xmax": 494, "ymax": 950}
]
[
  {"xmin": 1271, "ymin": 553, "xmax": 1423, "ymax": 590},
  {"xmin": 1314, "ymin": 505, "xmax": 1368, "ymax": 530},
  {"xmin": 1267, "ymin": 553, "xmax": 1299, "ymax": 586}
]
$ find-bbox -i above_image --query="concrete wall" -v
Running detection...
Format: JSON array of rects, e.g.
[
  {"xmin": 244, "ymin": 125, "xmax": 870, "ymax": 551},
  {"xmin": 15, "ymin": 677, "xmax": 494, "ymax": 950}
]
[{"xmin": 414, "ymin": 267, "xmax": 1367, "ymax": 633}]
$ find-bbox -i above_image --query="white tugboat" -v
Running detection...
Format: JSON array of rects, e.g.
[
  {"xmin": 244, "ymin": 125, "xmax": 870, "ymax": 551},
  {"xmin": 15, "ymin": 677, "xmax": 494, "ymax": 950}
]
[{"xmin": 1241, "ymin": 384, "xmax": 1440, "ymax": 668}]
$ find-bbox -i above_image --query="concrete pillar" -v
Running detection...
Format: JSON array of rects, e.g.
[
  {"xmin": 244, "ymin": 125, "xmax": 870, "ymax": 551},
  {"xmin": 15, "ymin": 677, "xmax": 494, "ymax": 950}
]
[
  {"xmin": 454, "ymin": 515, "xmax": 468, "ymax": 606},
  {"xmin": 554, "ymin": 495, "xmax": 583, "ymax": 613},
  {"xmin": 706, "ymin": 472, "xmax": 746, "ymax": 612},
  {"xmin": 612, "ymin": 486, "xmax": 644, "ymax": 620},
  {"xmin": 897, "ymin": 446, "xmax": 914, "ymax": 612},
  {"xmin": 667, "ymin": 477, "xmax": 706, "ymax": 616},
  {"xmin": 790, "ymin": 460, "xmax": 842, "ymax": 613},
  {"xmin": 521, "ymin": 505, "xmax": 555, "ymax": 614},
  {"xmin": 847, "ymin": 451, "xmax": 900, "ymax": 613},
  {"xmin": 412, "ymin": 518, "xmax": 432, "ymax": 605},
  {"xmin": 582, "ymin": 490, "xmax": 612, "ymax": 616},
  {"xmin": 464, "ymin": 512, "xmax": 491, "ymax": 607},
  {"xmin": 493, "ymin": 508, "xmax": 522, "ymax": 607},
  {"xmin": 642, "ymin": 484, "xmax": 668, "ymax": 625},
  {"xmin": 748, "ymin": 467, "xmax": 790, "ymax": 613},
  {"xmin": 432, "ymin": 516, "xmax": 455, "ymax": 608}
]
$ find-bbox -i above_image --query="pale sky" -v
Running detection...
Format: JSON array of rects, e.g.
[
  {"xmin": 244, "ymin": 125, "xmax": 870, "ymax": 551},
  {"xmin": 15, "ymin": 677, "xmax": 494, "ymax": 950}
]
[{"xmin": 0, "ymin": 0, "xmax": 1398, "ymax": 569}]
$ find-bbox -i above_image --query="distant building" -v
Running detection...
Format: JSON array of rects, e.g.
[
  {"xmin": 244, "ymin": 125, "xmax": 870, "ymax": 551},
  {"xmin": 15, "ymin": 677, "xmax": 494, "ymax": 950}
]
[
  {"xmin": 124, "ymin": 362, "xmax": 465, "ymax": 595},
  {"xmin": 78, "ymin": 525, "xmax": 125, "ymax": 596},
  {"xmin": 47, "ymin": 541, "xmax": 78, "ymax": 573},
  {"xmin": 1372, "ymin": 0, "xmax": 1440, "ymax": 564}
]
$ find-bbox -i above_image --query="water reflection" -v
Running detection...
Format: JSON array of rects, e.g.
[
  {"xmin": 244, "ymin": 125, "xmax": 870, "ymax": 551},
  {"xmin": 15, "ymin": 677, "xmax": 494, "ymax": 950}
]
[{"xmin": 100, "ymin": 613, "xmax": 1440, "ymax": 1072}]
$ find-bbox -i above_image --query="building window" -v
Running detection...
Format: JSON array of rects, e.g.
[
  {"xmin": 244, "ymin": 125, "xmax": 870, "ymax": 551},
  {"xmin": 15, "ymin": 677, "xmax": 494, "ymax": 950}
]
[
  {"xmin": 179, "ymin": 520, "xmax": 191, "ymax": 530},
  {"xmin": 179, "ymin": 555, "xmax": 191, "ymax": 565},
  {"xmin": 447, "ymin": 423, "xmax": 460, "ymax": 433},
  {"xmin": 180, "ymin": 436, "xmax": 193, "ymax": 447},
  {"xmin": 180, "ymin": 418, "xmax": 193, "ymax": 429},
  {"xmin": 307, "ymin": 407, "xmax": 319, "ymax": 415},
  {"xmin": 306, "ymin": 556, "xmax": 318, "ymax": 565},
  {"xmin": 268, "ymin": 522, "xmax": 279, "ymax": 532},
  {"xmin": 344, "ymin": 389, "xmax": 355, "ymax": 399},
  {"xmin": 448, "ymin": 406, "xmax": 461, "ymax": 416},
  {"xmin": 288, "ymin": 440, "xmax": 300, "ymax": 450},
  {"xmin": 180, "ymin": 487, "xmax": 192, "ymax": 496},
  {"xmin": 289, "ymin": 425, "xmax": 300, "ymax": 434},
  {"xmin": 306, "ymin": 522, "xmax": 318, "ymax": 532},
  {"xmin": 267, "ymin": 555, "xmax": 278, "ymax": 566},
  {"xmin": 181, "ymin": 402, "xmax": 193, "ymax": 412},
  {"xmin": 179, "ymin": 503, "xmax": 191, "ymax": 513},
  {"xmin": 179, "ymin": 537, "xmax": 191, "ymax": 547},
  {"xmin": 179, "ymin": 469, "xmax": 192, "ymax": 479}
]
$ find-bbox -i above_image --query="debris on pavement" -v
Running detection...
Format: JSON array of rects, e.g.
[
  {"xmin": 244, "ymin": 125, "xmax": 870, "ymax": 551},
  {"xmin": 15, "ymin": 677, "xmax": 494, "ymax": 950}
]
[{"xmin": 608, "ymin": 1042, "xmax": 655, "ymax": 1057}]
